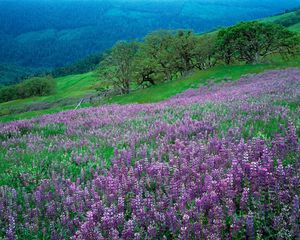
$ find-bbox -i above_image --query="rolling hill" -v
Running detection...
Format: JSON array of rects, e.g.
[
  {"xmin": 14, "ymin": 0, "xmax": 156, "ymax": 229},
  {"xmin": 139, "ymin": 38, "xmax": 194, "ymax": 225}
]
[
  {"xmin": 1, "ymin": 7, "xmax": 299, "ymax": 122},
  {"xmin": 1, "ymin": 0, "xmax": 300, "ymax": 85},
  {"xmin": 1, "ymin": 56, "xmax": 299, "ymax": 123}
]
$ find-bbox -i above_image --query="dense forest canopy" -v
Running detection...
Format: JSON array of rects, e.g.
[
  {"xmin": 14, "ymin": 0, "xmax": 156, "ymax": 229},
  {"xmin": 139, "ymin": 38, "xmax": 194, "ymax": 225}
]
[{"xmin": 0, "ymin": 0, "xmax": 300, "ymax": 85}]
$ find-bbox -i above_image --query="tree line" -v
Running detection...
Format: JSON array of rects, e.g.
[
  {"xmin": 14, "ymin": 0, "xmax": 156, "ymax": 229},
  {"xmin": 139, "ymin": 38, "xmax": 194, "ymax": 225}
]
[{"xmin": 98, "ymin": 21, "xmax": 299, "ymax": 95}]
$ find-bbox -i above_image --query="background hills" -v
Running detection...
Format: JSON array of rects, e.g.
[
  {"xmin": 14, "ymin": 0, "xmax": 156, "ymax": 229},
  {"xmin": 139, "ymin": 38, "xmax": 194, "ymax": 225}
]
[
  {"xmin": 1, "ymin": 0, "xmax": 300, "ymax": 85},
  {"xmin": 0, "ymin": 7, "xmax": 299, "ymax": 123}
]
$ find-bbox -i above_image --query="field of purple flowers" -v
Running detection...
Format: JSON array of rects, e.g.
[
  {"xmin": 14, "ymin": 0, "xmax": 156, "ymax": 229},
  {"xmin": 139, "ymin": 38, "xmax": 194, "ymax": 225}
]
[{"xmin": 0, "ymin": 68, "xmax": 299, "ymax": 239}]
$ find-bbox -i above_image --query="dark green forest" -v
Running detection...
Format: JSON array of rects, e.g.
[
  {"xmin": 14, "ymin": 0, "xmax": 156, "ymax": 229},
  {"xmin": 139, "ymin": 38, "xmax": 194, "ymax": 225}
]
[{"xmin": 1, "ymin": 0, "xmax": 300, "ymax": 85}]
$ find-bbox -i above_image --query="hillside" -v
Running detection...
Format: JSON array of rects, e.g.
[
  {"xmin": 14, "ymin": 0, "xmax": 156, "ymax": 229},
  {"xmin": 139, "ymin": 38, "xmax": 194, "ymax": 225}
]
[
  {"xmin": 0, "ymin": 7, "xmax": 299, "ymax": 122},
  {"xmin": 263, "ymin": 7, "xmax": 300, "ymax": 26},
  {"xmin": 1, "ymin": 68, "xmax": 299, "ymax": 239},
  {"xmin": 0, "ymin": 72, "xmax": 98, "ymax": 120},
  {"xmin": 1, "ymin": 56, "xmax": 299, "ymax": 123},
  {"xmin": 1, "ymin": 0, "xmax": 300, "ymax": 84},
  {"xmin": 1, "ymin": 3, "xmax": 300, "ymax": 238}
]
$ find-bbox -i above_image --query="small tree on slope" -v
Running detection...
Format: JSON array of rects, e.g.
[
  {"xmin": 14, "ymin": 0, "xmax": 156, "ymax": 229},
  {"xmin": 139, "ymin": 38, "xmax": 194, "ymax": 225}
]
[{"xmin": 98, "ymin": 41, "xmax": 139, "ymax": 94}]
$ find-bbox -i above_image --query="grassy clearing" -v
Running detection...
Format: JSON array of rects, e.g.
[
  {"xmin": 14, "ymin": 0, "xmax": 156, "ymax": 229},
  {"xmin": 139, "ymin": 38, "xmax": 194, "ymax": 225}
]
[{"xmin": 289, "ymin": 22, "xmax": 300, "ymax": 32}]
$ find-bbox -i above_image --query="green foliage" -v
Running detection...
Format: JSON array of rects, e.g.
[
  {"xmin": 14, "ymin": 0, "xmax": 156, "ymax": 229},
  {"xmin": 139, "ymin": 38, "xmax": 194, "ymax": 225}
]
[
  {"xmin": 132, "ymin": 54, "xmax": 161, "ymax": 87},
  {"xmin": 192, "ymin": 33, "xmax": 218, "ymax": 70},
  {"xmin": 98, "ymin": 41, "xmax": 139, "ymax": 94},
  {"xmin": 274, "ymin": 8, "xmax": 300, "ymax": 27},
  {"xmin": 141, "ymin": 30, "xmax": 177, "ymax": 82},
  {"xmin": 18, "ymin": 76, "xmax": 56, "ymax": 98},
  {"xmin": 0, "ymin": 76, "xmax": 56, "ymax": 103},
  {"xmin": 216, "ymin": 21, "xmax": 299, "ymax": 64},
  {"xmin": 100, "ymin": 30, "xmax": 220, "ymax": 92},
  {"xmin": 0, "ymin": 85, "xmax": 17, "ymax": 103},
  {"xmin": 172, "ymin": 30, "xmax": 198, "ymax": 74},
  {"xmin": 52, "ymin": 53, "xmax": 103, "ymax": 78}
]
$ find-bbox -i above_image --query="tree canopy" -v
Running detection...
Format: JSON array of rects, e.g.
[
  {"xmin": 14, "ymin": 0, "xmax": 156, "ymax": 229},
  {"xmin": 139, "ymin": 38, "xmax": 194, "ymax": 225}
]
[
  {"xmin": 98, "ymin": 41, "xmax": 139, "ymax": 94},
  {"xmin": 97, "ymin": 22, "xmax": 299, "ymax": 95},
  {"xmin": 216, "ymin": 21, "xmax": 299, "ymax": 64}
]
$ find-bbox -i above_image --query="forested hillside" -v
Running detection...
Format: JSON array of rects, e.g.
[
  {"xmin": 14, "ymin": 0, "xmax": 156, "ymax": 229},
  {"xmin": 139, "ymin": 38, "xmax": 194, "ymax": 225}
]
[{"xmin": 1, "ymin": 0, "xmax": 300, "ymax": 84}]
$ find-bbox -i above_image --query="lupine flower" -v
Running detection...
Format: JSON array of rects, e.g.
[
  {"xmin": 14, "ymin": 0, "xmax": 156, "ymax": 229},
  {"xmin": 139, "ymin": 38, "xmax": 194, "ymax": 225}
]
[{"xmin": 0, "ymin": 69, "xmax": 299, "ymax": 239}]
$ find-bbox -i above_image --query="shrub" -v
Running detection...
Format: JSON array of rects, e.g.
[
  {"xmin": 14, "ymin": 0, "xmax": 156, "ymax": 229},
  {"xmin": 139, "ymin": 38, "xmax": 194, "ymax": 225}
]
[
  {"xmin": 0, "ymin": 75, "xmax": 56, "ymax": 103},
  {"xmin": 17, "ymin": 76, "xmax": 56, "ymax": 98},
  {"xmin": 0, "ymin": 85, "xmax": 17, "ymax": 103}
]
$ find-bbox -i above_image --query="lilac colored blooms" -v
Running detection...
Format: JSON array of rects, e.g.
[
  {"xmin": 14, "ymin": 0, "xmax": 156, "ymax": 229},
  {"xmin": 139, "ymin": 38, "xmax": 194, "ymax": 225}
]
[{"xmin": 0, "ymin": 68, "xmax": 300, "ymax": 239}]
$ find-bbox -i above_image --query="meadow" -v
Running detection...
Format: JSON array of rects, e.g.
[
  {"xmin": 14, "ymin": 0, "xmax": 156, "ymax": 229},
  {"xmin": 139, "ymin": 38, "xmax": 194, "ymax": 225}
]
[{"xmin": 0, "ymin": 68, "xmax": 299, "ymax": 239}]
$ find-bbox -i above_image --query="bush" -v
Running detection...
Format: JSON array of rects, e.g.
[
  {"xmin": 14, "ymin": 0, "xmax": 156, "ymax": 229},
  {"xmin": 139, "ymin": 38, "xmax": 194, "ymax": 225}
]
[
  {"xmin": 17, "ymin": 76, "xmax": 56, "ymax": 98},
  {"xmin": 0, "ymin": 85, "xmax": 18, "ymax": 103},
  {"xmin": 0, "ymin": 75, "xmax": 56, "ymax": 103}
]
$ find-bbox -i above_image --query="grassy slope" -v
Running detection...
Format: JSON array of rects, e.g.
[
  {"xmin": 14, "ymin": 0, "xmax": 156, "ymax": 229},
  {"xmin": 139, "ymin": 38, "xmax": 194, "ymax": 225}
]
[
  {"xmin": 107, "ymin": 59, "xmax": 300, "ymax": 104},
  {"xmin": 262, "ymin": 11, "xmax": 296, "ymax": 22},
  {"xmin": 2, "ymin": 71, "xmax": 97, "ymax": 107},
  {"xmin": 0, "ymin": 72, "xmax": 97, "ymax": 110},
  {"xmin": 289, "ymin": 22, "xmax": 300, "ymax": 31},
  {"xmin": 1, "ymin": 10, "xmax": 299, "ymax": 122},
  {"xmin": 1, "ymin": 58, "xmax": 299, "ymax": 123}
]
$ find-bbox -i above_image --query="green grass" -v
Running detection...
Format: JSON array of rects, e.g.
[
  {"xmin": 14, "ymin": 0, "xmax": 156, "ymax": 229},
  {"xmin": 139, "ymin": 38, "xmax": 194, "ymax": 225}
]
[
  {"xmin": 289, "ymin": 22, "xmax": 300, "ymax": 32},
  {"xmin": 262, "ymin": 11, "xmax": 296, "ymax": 23},
  {"xmin": 55, "ymin": 71, "xmax": 98, "ymax": 97},
  {"xmin": 107, "ymin": 58, "xmax": 300, "ymax": 104},
  {"xmin": 1, "ymin": 57, "xmax": 299, "ymax": 123},
  {"xmin": 0, "ymin": 106, "xmax": 73, "ymax": 122},
  {"xmin": 0, "ymin": 71, "xmax": 97, "ymax": 108},
  {"xmin": 0, "ymin": 72, "xmax": 98, "ymax": 122},
  {"xmin": 261, "ymin": 10, "xmax": 300, "ymax": 33}
]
